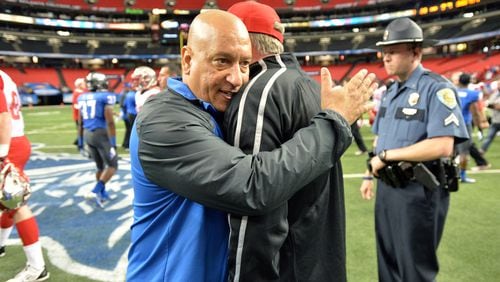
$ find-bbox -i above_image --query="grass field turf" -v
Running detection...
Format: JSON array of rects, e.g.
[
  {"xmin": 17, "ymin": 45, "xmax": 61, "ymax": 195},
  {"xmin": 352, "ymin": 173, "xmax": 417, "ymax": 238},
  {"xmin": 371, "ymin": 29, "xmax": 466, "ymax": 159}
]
[{"xmin": 1, "ymin": 105, "xmax": 498, "ymax": 282}]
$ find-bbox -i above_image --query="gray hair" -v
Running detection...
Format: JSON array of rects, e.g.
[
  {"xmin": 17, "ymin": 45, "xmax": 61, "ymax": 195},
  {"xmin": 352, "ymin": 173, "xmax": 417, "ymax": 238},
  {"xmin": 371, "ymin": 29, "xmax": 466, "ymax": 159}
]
[{"xmin": 250, "ymin": 33, "xmax": 284, "ymax": 55}]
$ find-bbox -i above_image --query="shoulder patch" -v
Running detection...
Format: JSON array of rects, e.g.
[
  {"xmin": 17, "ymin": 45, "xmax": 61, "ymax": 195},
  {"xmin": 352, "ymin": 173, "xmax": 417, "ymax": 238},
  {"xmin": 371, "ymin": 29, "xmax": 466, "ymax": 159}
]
[{"xmin": 436, "ymin": 88, "xmax": 457, "ymax": 109}]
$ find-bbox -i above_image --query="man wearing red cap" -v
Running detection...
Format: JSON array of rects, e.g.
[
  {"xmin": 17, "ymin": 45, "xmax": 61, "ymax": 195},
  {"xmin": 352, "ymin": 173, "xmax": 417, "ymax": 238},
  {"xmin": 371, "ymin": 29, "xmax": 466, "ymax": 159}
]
[
  {"xmin": 225, "ymin": 2, "xmax": 349, "ymax": 281},
  {"xmin": 127, "ymin": 8, "xmax": 377, "ymax": 282}
]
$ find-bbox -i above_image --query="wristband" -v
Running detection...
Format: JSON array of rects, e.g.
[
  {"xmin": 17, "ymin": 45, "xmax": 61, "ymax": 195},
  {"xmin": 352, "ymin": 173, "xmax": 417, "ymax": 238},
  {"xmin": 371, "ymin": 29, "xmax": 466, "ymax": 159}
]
[
  {"xmin": 363, "ymin": 176, "xmax": 373, "ymax": 181},
  {"xmin": 110, "ymin": 136, "xmax": 116, "ymax": 147},
  {"xmin": 0, "ymin": 144, "xmax": 9, "ymax": 158}
]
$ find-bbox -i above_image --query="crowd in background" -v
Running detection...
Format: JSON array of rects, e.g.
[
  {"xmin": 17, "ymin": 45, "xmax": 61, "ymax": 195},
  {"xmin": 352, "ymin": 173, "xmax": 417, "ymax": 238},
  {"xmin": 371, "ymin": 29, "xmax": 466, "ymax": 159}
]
[
  {"xmin": 1, "ymin": 6, "xmax": 498, "ymax": 279},
  {"xmin": 69, "ymin": 61, "xmax": 500, "ymax": 185}
]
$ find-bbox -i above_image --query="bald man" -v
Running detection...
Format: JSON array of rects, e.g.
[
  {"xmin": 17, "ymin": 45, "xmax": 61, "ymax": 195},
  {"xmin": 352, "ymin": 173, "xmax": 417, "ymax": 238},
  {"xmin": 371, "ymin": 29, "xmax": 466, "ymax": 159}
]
[{"xmin": 127, "ymin": 10, "xmax": 377, "ymax": 281}]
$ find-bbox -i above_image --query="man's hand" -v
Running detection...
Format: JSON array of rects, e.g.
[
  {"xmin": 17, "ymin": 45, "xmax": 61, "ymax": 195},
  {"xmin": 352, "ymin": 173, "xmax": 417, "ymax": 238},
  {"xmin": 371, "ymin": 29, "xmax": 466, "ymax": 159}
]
[
  {"xmin": 320, "ymin": 68, "xmax": 378, "ymax": 125},
  {"xmin": 479, "ymin": 120, "xmax": 489, "ymax": 129},
  {"xmin": 370, "ymin": 156, "xmax": 386, "ymax": 177},
  {"xmin": 360, "ymin": 179, "xmax": 374, "ymax": 200}
]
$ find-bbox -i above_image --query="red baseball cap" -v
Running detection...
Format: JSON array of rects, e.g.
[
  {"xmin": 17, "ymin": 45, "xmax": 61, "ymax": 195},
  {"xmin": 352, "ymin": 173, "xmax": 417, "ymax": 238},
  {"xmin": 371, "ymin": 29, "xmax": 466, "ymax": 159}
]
[{"xmin": 228, "ymin": 1, "xmax": 284, "ymax": 43}]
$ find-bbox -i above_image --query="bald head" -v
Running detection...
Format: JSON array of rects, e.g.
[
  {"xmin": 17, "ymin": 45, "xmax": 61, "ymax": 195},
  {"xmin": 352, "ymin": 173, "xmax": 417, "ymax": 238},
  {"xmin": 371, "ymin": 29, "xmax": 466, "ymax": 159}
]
[
  {"xmin": 180, "ymin": 10, "xmax": 252, "ymax": 112},
  {"xmin": 188, "ymin": 10, "xmax": 249, "ymax": 50}
]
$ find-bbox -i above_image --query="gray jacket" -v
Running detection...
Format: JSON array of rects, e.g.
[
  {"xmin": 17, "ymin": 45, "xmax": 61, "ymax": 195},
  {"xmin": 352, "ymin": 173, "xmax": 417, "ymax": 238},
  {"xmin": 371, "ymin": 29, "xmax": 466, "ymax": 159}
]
[
  {"xmin": 136, "ymin": 87, "xmax": 353, "ymax": 216},
  {"xmin": 223, "ymin": 54, "xmax": 351, "ymax": 282}
]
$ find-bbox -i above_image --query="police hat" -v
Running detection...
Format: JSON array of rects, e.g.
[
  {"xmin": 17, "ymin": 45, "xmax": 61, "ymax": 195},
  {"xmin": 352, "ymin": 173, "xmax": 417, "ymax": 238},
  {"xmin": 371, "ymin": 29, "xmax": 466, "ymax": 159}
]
[{"xmin": 376, "ymin": 18, "xmax": 439, "ymax": 47}]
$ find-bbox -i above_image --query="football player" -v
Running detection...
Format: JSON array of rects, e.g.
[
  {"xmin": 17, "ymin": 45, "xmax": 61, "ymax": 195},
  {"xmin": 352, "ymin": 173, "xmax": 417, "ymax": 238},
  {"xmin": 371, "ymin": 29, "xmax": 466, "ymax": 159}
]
[
  {"xmin": 0, "ymin": 69, "xmax": 50, "ymax": 281},
  {"xmin": 72, "ymin": 77, "xmax": 86, "ymax": 147},
  {"xmin": 78, "ymin": 72, "xmax": 118, "ymax": 208},
  {"xmin": 130, "ymin": 66, "xmax": 161, "ymax": 112}
]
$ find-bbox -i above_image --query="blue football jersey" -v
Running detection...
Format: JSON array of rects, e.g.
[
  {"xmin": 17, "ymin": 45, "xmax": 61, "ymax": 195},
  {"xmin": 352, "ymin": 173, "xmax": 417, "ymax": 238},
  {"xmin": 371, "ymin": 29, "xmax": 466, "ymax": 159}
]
[
  {"xmin": 457, "ymin": 87, "xmax": 480, "ymax": 125},
  {"xmin": 78, "ymin": 91, "xmax": 116, "ymax": 131}
]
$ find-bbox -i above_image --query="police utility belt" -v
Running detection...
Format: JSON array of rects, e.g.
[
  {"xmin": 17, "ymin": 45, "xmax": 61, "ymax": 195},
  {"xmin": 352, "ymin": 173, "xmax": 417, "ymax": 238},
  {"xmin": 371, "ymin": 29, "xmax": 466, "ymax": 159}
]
[{"xmin": 367, "ymin": 153, "xmax": 459, "ymax": 192}]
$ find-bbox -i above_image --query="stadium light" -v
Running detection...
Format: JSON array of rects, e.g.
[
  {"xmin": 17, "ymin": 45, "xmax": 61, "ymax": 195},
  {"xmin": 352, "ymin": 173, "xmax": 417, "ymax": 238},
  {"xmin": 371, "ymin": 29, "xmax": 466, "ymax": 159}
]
[
  {"xmin": 165, "ymin": 0, "xmax": 176, "ymax": 7},
  {"xmin": 203, "ymin": 1, "xmax": 218, "ymax": 9},
  {"xmin": 124, "ymin": 0, "xmax": 136, "ymax": 6},
  {"xmin": 152, "ymin": 9, "xmax": 167, "ymax": 15},
  {"xmin": 56, "ymin": 30, "xmax": 71, "ymax": 37}
]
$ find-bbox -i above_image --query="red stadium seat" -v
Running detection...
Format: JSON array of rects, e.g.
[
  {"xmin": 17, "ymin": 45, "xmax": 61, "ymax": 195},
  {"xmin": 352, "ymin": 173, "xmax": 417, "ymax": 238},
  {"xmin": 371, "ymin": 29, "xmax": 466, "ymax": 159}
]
[{"xmin": 3, "ymin": 68, "xmax": 59, "ymax": 87}]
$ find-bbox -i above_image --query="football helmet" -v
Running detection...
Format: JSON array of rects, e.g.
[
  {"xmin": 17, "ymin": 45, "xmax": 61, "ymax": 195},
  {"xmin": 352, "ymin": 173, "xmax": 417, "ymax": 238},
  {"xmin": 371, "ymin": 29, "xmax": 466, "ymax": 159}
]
[
  {"xmin": 74, "ymin": 77, "xmax": 86, "ymax": 88},
  {"xmin": 85, "ymin": 72, "xmax": 109, "ymax": 91},
  {"xmin": 0, "ymin": 162, "xmax": 31, "ymax": 210},
  {"xmin": 131, "ymin": 66, "xmax": 157, "ymax": 91}
]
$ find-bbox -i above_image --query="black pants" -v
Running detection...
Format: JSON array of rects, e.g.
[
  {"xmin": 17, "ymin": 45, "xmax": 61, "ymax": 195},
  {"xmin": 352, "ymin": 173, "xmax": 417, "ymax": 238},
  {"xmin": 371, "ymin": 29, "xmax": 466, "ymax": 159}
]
[
  {"xmin": 123, "ymin": 113, "xmax": 137, "ymax": 149},
  {"xmin": 375, "ymin": 182, "xmax": 449, "ymax": 282},
  {"xmin": 122, "ymin": 117, "xmax": 132, "ymax": 149},
  {"xmin": 469, "ymin": 142, "xmax": 488, "ymax": 166},
  {"xmin": 351, "ymin": 122, "xmax": 368, "ymax": 152}
]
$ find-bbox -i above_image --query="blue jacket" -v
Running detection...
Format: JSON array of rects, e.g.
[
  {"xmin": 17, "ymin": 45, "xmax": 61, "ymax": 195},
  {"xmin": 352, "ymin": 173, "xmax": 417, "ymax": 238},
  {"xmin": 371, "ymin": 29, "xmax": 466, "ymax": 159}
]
[{"xmin": 127, "ymin": 78, "xmax": 352, "ymax": 281}]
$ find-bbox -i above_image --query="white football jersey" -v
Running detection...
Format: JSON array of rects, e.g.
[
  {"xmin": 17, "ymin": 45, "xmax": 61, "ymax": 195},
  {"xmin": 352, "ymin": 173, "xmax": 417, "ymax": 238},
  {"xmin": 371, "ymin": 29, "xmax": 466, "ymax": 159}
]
[
  {"xmin": 0, "ymin": 70, "xmax": 25, "ymax": 137},
  {"xmin": 135, "ymin": 86, "xmax": 161, "ymax": 113}
]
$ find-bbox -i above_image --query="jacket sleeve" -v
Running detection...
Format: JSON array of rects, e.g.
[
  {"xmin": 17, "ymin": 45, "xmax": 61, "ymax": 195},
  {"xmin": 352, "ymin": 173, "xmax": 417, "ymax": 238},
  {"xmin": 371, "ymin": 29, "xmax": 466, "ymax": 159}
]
[{"xmin": 138, "ymin": 106, "xmax": 352, "ymax": 216}]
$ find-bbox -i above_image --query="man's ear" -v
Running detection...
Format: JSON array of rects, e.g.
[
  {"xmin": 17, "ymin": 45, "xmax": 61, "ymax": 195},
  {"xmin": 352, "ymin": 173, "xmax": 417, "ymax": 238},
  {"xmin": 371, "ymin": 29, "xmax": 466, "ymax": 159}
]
[
  {"xmin": 181, "ymin": 46, "xmax": 191, "ymax": 75},
  {"xmin": 415, "ymin": 46, "xmax": 423, "ymax": 57}
]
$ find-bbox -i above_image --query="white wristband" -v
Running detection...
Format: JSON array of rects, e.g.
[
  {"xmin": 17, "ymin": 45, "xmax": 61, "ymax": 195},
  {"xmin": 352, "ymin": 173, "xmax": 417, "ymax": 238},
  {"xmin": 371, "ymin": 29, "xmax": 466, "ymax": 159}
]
[{"xmin": 0, "ymin": 144, "xmax": 9, "ymax": 158}]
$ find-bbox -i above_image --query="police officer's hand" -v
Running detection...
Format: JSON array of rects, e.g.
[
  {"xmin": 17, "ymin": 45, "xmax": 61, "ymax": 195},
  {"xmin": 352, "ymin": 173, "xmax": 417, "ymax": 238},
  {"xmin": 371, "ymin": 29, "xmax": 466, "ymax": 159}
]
[
  {"xmin": 320, "ymin": 67, "xmax": 378, "ymax": 125},
  {"xmin": 360, "ymin": 179, "xmax": 374, "ymax": 200},
  {"xmin": 370, "ymin": 156, "xmax": 386, "ymax": 177}
]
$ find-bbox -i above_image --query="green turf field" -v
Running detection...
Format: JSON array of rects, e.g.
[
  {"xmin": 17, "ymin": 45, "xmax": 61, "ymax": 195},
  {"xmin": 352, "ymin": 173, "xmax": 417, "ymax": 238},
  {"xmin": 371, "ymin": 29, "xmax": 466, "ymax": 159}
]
[{"xmin": 1, "ymin": 105, "xmax": 499, "ymax": 282}]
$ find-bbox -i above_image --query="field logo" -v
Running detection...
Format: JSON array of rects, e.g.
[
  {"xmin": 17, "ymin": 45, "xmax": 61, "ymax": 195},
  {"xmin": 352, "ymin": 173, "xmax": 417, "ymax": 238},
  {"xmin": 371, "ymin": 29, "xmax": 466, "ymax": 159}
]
[{"xmin": 21, "ymin": 151, "xmax": 132, "ymax": 281}]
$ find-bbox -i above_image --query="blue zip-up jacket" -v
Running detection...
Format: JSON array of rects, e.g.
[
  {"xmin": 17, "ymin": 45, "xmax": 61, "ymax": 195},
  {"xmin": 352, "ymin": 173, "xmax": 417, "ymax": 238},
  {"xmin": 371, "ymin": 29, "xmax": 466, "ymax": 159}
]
[{"xmin": 127, "ymin": 78, "xmax": 352, "ymax": 281}]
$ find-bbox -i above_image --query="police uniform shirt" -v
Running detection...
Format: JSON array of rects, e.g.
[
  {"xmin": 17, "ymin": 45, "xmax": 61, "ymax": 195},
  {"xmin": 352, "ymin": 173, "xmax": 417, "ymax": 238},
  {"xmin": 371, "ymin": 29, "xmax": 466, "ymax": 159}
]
[{"xmin": 373, "ymin": 65, "xmax": 468, "ymax": 151}]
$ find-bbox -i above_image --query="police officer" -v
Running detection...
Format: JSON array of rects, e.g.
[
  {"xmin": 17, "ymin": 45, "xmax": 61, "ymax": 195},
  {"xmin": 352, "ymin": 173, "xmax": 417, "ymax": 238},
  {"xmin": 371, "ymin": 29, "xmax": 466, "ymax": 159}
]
[{"xmin": 359, "ymin": 18, "xmax": 469, "ymax": 281}]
